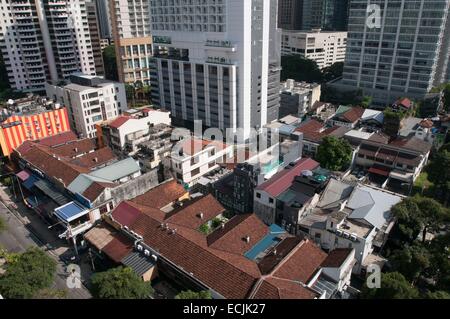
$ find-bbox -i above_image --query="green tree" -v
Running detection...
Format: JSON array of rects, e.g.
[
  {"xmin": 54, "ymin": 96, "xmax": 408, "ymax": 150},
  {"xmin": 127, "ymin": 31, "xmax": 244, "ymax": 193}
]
[
  {"xmin": 391, "ymin": 198, "xmax": 424, "ymax": 244},
  {"xmin": 425, "ymin": 290, "xmax": 450, "ymax": 299},
  {"xmin": 427, "ymin": 150, "xmax": 450, "ymax": 205},
  {"xmin": 90, "ymin": 266, "xmax": 153, "ymax": 299},
  {"xmin": 316, "ymin": 136, "xmax": 352, "ymax": 171},
  {"xmin": 102, "ymin": 45, "xmax": 118, "ymax": 81},
  {"xmin": 360, "ymin": 272, "xmax": 419, "ymax": 299},
  {"xmin": 389, "ymin": 244, "xmax": 430, "ymax": 282},
  {"xmin": 321, "ymin": 62, "xmax": 343, "ymax": 82},
  {"xmin": 0, "ymin": 247, "xmax": 57, "ymax": 299},
  {"xmin": 361, "ymin": 95, "xmax": 373, "ymax": 108},
  {"xmin": 125, "ymin": 84, "xmax": 136, "ymax": 108},
  {"xmin": 175, "ymin": 290, "xmax": 212, "ymax": 299},
  {"xmin": 413, "ymin": 196, "xmax": 450, "ymax": 242},
  {"xmin": 430, "ymin": 82, "xmax": 450, "ymax": 113},
  {"xmin": 281, "ymin": 55, "xmax": 323, "ymax": 83}
]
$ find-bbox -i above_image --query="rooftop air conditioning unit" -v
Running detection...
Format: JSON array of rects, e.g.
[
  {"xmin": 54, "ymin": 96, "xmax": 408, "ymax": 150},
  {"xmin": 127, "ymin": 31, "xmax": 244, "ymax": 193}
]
[
  {"xmin": 137, "ymin": 244, "xmax": 143, "ymax": 251},
  {"xmin": 124, "ymin": 226, "xmax": 129, "ymax": 231},
  {"xmin": 336, "ymin": 230, "xmax": 343, "ymax": 236},
  {"xmin": 350, "ymin": 235, "xmax": 357, "ymax": 241},
  {"xmin": 151, "ymin": 254, "xmax": 157, "ymax": 262},
  {"xmin": 144, "ymin": 249, "xmax": 150, "ymax": 256}
]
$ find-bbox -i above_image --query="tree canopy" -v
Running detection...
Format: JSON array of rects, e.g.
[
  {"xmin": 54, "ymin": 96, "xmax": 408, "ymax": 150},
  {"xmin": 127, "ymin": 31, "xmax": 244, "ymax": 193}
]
[
  {"xmin": 360, "ymin": 272, "xmax": 419, "ymax": 299},
  {"xmin": 427, "ymin": 150, "xmax": 450, "ymax": 201},
  {"xmin": 281, "ymin": 55, "xmax": 323, "ymax": 83},
  {"xmin": 102, "ymin": 45, "xmax": 118, "ymax": 81},
  {"xmin": 90, "ymin": 266, "xmax": 153, "ymax": 299},
  {"xmin": 389, "ymin": 244, "xmax": 431, "ymax": 282},
  {"xmin": 391, "ymin": 196, "xmax": 449, "ymax": 244},
  {"xmin": 321, "ymin": 62, "xmax": 344, "ymax": 82},
  {"xmin": 430, "ymin": 82, "xmax": 450, "ymax": 113},
  {"xmin": 0, "ymin": 247, "xmax": 57, "ymax": 299},
  {"xmin": 175, "ymin": 290, "xmax": 212, "ymax": 299},
  {"xmin": 316, "ymin": 136, "xmax": 352, "ymax": 171}
]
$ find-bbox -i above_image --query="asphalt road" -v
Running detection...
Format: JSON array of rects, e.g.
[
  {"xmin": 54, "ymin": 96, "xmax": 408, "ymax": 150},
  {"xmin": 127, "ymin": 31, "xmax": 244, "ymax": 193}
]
[{"xmin": 0, "ymin": 199, "xmax": 92, "ymax": 299}]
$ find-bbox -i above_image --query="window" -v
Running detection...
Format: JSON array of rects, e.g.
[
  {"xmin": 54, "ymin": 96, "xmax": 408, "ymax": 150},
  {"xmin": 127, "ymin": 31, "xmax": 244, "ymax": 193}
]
[
  {"xmin": 191, "ymin": 167, "xmax": 200, "ymax": 177},
  {"xmin": 269, "ymin": 198, "xmax": 274, "ymax": 204},
  {"xmin": 256, "ymin": 192, "xmax": 261, "ymax": 199}
]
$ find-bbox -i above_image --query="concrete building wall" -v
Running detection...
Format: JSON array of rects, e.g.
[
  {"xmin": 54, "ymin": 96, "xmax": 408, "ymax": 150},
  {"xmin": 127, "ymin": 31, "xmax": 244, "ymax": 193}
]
[{"xmin": 281, "ymin": 30, "xmax": 347, "ymax": 69}]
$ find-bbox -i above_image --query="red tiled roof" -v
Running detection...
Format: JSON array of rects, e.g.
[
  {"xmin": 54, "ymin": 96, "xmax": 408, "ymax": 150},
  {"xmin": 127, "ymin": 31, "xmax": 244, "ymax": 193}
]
[
  {"xmin": 419, "ymin": 119, "xmax": 434, "ymax": 129},
  {"xmin": 166, "ymin": 194, "xmax": 224, "ymax": 230},
  {"xmin": 19, "ymin": 145, "xmax": 87, "ymax": 186},
  {"xmin": 129, "ymin": 213, "xmax": 259, "ymax": 299},
  {"xmin": 102, "ymin": 233, "xmax": 133, "ymax": 263},
  {"xmin": 109, "ymin": 116, "xmax": 130, "ymax": 129},
  {"xmin": 46, "ymin": 138, "xmax": 96, "ymax": 158},
  {"xmin": 70, "ymin": 147, "xmax": 117, "ymax": 169},
  {"xmin": 111, "ymin": 201, "xmax": 141, "ymax": 227},
  {"xmin": 321, "ymin": 248, "xmax": 353, "ymax": 268},
  {"xmin": 273, "ymin": 239, "xmax": 327, "ymax": 283},
  {"xmin": 340, "ymin": 107, "xmax": 364, "ymax": 123},
  {"xmin": 395, "ymin": 98, "xmax": 412, "ymax": 109},
  {"xmin": 37, "ymin": 131, "xmax": 78, "ymax": 147},
  {"xmin": 255, "ymin": 158, "xmax": 320, "ymax": 197},
  {"xmin": 82, "ymin": 181, "xmax": 115, "ymax": 202},
  {"xmin": 208, "ymin": 214, "xmax": 269, "ymax": 255},
  {"xmin": 131, "ymin": 180, "xmax": 187, "ymax": 210},
  {"xmin": 179, "ymin": 138, "xmax": 229, "ymax": 156},
  {"xmin": 253, "ymin": 277, "xmax": 318, "ymax": 299},
  {"xmin": 295, "ymin": 119, "xmax": 324, "ymax": 134}
]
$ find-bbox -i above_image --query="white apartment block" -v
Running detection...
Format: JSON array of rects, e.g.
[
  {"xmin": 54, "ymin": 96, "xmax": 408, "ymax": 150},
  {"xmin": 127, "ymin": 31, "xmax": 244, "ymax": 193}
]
[
  {"xmin": 168, "ymin": 137, "xmax": 234, "ymax": 187},
  {"xmin": 149, "ymin": 0, "xmax": 282, "ymax": 140},
  {"xmin": 110, "ymin": 0, "xmax": 153, "ymax": 84},
  {"xmin": 46, "ymin": 73, "xmax": 127, "ymax": 139},
  {"xmin": 281, "ymin": 29, "xmax": 347, "ymax": 69},
  {"xmin": 101, "ymin": 108, "xmax": 171, "ymax": 153},
  {"xmin": 0, "ymin": 0, "xmax": 97, "ymax": 92},
  {"xmin": 341, "ymin": 0, "xmax": 450, "ymax": 106},
  {"xmin": 279, "ymin": 79, "xmax": 321, "ymax": 117}
]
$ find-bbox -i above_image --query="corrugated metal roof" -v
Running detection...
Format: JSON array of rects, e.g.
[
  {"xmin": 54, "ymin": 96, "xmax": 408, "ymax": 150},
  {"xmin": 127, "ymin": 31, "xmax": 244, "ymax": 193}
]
[
  {"xmin": 348, "ymin": 186, "xmax": 402, "ymax": 229},
  {"xmin": 89, "ymin": 157, "xmax": 140, "ymax": 182},
  {"xmin": 34, "ymin": 179, "xmax": 71, "ymax": 206},
  {"xmin": 54, "ymin": 201, "xmax": 88, "ymax": 222},
  {"xmin": 67, "ymin": 173, "xmax": 110, "ymax": 195},
  {"xmin": 121, "ymin": 251, "xmax": 156, "ymax": 276}
]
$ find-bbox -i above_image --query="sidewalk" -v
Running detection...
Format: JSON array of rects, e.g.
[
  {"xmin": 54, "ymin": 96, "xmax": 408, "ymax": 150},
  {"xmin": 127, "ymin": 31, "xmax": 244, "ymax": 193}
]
[{"xmin": 0, "ymin": 185, "xmax": 92, "ymax": 299}]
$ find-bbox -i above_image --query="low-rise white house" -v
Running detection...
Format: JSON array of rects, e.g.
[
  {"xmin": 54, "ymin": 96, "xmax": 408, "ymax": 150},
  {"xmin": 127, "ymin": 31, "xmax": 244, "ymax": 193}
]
[
  {"xmin": 299, "ymin": 179, "xmax": 403, "ymax": 275},
  {"xmin": 168, "ymin": 138, "xmax": 234, "ymax": 187},
  {"xmin": 100, "ymin": 108, "xmax": 171, "ymax": 154}
]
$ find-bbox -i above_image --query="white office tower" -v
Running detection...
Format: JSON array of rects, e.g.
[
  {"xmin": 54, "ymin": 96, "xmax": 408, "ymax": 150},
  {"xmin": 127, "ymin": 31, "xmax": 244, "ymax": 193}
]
[
  {"xmin": 340, "ymin": 0, "xmax": 450, "ymax": 106},
  {"xmin": 0, "ymin": 0, "xmax": 97, "ymax": 92},
  {"xmin": 149, "ymin": 0, "xmax": 282, "ymax": 140}
]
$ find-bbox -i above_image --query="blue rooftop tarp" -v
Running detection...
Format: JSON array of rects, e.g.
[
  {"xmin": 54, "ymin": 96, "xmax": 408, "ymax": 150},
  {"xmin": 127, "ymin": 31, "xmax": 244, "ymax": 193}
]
[
  {"xmin": 54, "ymin": 201, "xmax": 88, "ymax": 223},
  {"xmin": 244, "ymin": 224, "xmax": 286, "ymax": 260},
  {"xmin": 22, "ymin": 175, "xmax": 39, "ymax": 190}
]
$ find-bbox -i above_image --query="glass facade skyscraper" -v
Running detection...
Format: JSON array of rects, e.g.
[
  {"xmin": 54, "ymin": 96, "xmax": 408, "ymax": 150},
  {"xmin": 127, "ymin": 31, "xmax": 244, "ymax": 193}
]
[{"xmin": 341, "ymin": 0, "xmax": 450, "ymax": 106}]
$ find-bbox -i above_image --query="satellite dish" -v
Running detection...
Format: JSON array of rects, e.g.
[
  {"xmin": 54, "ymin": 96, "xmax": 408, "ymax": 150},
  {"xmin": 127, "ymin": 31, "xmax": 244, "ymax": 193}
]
[{"xmin": 7, "ymin": 99, "xmax": 14, "ymax": 105}]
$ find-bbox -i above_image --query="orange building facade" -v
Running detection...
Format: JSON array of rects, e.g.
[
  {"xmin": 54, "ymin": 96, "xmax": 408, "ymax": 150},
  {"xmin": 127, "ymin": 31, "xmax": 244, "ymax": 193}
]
[{"xmin": 0, "ymin": 108, "xmax": 71, "ymax": 157}]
